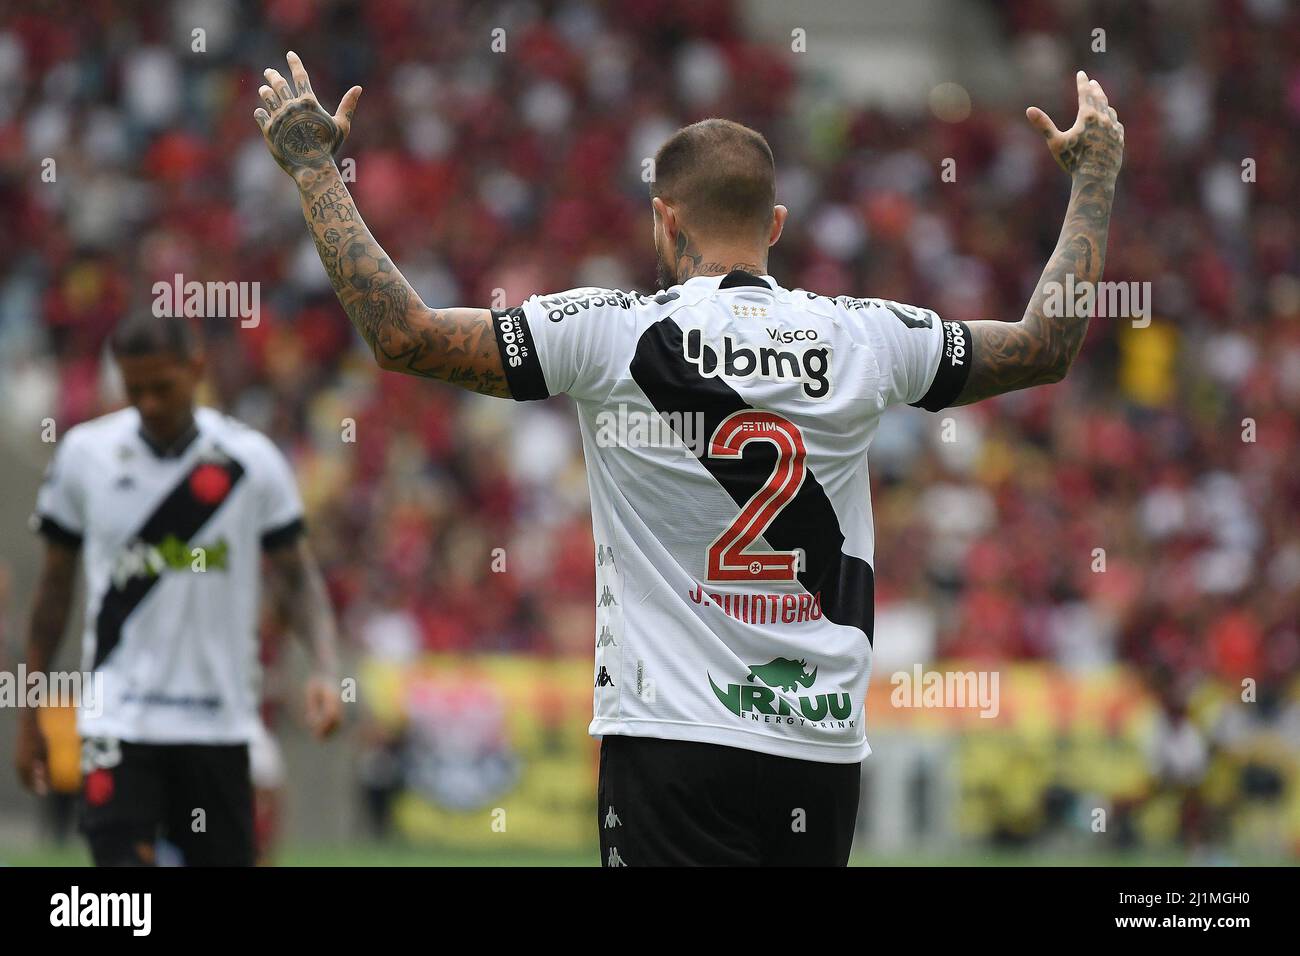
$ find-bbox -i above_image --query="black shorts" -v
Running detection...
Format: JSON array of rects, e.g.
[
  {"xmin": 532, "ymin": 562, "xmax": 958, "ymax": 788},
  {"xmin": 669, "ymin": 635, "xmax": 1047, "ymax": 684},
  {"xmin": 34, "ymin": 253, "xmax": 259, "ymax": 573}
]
[
  {"xmin": 79, "ymin": 737, "xmax": 254, "ymax": 867},
  {"xmin": 597, "ymin": 734, "xmax": 860, "ymax": 866}
]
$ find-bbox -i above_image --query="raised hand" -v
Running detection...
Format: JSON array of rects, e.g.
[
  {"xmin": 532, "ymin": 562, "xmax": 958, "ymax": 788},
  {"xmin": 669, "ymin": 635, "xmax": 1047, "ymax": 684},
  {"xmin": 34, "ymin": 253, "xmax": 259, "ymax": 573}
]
[
  {"xmin": 1026, "ymin": 70, "xmax": 1124, "ymax": 185},
  {"xmin": 253, "ymin": 51, "xmax": 362, "ymax": 178}
]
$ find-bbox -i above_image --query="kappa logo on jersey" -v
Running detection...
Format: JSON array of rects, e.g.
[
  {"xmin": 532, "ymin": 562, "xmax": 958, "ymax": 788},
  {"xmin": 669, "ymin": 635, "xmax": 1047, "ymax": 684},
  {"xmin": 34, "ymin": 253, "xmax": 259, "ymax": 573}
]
[
  {"xmin": 595, "ymin": 666, "xmax": 615, "ymax": 688},
  {"xmin": 708, "ymin": 658, "xmax": 853, "ymax": 725},
  {"xmin": 682, "ymin": 328, "xmax": 832, "ymax": 399}
]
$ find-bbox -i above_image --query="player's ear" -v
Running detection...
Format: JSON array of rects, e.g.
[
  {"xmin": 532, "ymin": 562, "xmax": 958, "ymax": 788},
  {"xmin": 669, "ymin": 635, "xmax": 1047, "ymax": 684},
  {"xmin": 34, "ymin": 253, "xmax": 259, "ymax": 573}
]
[
  {"xmin": 768, "ymin": 205, "xmax": 788, "ymax": 248},
  {"xmin": 652, "ymin": 196, "xmax": 677, "ymax": 243}
]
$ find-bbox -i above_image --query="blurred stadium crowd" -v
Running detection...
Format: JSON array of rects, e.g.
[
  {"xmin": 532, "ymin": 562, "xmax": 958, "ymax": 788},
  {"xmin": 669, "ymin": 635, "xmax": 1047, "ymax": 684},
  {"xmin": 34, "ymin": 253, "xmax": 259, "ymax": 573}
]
[{"xmin": 0, "ymin": 0, "xmax": 1297, "ymax": 856}]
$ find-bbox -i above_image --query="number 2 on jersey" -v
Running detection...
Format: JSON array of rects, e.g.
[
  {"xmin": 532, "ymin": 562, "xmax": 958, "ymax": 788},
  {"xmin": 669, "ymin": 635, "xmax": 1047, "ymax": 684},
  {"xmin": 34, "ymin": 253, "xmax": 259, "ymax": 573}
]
[{"xmin": 706, "ymin": 410, "xmax": 807, "ymax": 582}]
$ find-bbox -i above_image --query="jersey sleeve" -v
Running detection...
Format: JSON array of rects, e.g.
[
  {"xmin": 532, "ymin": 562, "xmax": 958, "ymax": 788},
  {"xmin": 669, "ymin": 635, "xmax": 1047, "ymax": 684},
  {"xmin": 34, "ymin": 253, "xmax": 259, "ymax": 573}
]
[
  {"xmin": 32, "ymin": 430, "xmax": 86, "ymax": 547},
  {"xmin": 864, "ymin": 299, "xmax": 972, "ymax": 411},
  {"xmin": 255, "ymin": 437, "xmax": 306, "ymax": 549},
  {"xmin": 491, "ymin": 288, "xmax": 635, "ymax": 403}
]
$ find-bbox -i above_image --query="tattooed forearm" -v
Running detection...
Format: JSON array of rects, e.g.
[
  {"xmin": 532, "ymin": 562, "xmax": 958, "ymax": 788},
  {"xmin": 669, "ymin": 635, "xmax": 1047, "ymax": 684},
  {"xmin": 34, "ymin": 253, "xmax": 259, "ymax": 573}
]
[
  {"xmin": 294, "ymin": 164, "xmax": 509, "ymax": 396},
  {"xmin": 953, "ymin": 74, "xmax": 1123, "ymax": 405},
  {"xmin": 956, "ymin": 175, "xmax": 1114, "ymax": 404},
  {"xmin": 308, "ymin": 181, "xmax": 355, "ymax": 223}
]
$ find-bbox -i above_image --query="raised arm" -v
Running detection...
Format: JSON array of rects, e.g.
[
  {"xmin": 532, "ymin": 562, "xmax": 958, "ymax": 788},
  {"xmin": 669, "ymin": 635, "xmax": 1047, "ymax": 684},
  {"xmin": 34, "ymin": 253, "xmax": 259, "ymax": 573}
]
[
  {"xmin": 14, "ymin": 539, "xmax": 79, "ymax": 793},
  {"xmin": 954, "ymin": 71, "xmax": 1124, "ymax": 405},
  {"xmin": 253, "ymin": 52, "xmax": 508, "ymax": 396}
]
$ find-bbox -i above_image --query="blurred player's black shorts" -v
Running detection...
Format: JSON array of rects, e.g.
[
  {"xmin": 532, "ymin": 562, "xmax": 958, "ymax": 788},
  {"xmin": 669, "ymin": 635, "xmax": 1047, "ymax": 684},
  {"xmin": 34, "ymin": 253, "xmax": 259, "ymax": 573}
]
[
  {"xmin": 78, "ymin": 737, "xmax": 254, "ymax": 866},
  {"xmin": 597, "ymin": 734, "xmax": 860, "ymax": 866}
]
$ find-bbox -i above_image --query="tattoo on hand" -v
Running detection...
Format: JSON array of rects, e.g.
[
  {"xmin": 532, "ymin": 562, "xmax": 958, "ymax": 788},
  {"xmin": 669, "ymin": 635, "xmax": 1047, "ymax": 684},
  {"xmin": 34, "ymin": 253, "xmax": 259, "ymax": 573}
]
[{"xmin": 271, "ymin": 106, "xmax": 339, "ymax": 172}]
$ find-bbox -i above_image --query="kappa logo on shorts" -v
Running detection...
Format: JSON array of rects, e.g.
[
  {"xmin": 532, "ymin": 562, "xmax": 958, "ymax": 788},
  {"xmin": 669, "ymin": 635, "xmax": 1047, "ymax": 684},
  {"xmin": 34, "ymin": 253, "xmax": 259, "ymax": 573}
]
[{"xmin": 604, "ymin": 805, "xmax": 621, "ymax": 828}]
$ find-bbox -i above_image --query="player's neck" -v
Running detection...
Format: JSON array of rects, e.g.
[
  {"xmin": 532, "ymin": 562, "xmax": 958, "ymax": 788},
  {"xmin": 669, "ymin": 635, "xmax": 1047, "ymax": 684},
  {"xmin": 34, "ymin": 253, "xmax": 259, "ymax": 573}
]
[
  {"xmin": 139, "ymin": 410, "xmax": 199, "ymax": 458},
  {"xmin": 680, "ymin": 252, "xmax": 767, "ymax": 281}
]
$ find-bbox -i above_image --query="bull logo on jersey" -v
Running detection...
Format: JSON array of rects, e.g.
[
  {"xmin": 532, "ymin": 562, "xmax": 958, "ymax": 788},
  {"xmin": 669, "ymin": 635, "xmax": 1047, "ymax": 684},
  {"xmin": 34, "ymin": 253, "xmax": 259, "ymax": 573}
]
[
  {"xmin": 683, "ymin": 328, "xmax": 832, "ymax": 400},
  {"xmin": 747, "ymin": 658, "xmax": 817, "ymax": 693},
  {"xmin": 708, "ymin": 659, "xmax": 853, "ymax": 725}
]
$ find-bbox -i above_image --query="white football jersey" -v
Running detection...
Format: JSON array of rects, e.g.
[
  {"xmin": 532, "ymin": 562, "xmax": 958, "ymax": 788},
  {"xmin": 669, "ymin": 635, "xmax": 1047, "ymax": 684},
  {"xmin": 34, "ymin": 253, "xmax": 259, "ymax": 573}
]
[
  {"xmin": 32, "ymin": 406, "xmax": 304, "ymax": 744},
  {"xmin": 493, "ymin": 271, "xmax": 972, "ymax": 762}
]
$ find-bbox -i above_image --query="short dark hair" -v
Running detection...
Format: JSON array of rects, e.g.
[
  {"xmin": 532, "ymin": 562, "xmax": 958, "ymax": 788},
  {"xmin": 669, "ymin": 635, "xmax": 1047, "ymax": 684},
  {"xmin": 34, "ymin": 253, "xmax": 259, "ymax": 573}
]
[
  {"xmin": 652, "ymin": 118, "xmax": 776, "ymax": 240},
  {"xmin": 109, "ymin": 312, "xmax": 199, "ymax": 360}
]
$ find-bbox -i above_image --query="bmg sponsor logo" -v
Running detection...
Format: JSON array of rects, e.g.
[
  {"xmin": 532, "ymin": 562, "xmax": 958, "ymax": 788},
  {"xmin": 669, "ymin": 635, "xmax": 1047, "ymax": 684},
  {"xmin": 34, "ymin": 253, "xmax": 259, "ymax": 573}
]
[{"xmin": 683, "ymin": 328, "xmax": 832, "ymax": 399}]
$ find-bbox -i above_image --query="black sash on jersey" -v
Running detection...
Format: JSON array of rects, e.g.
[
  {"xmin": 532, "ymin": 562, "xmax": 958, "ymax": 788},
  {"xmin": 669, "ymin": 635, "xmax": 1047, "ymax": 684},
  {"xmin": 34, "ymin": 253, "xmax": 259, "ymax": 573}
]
[
  {"xmin": 630, "ymin": 318, "xmax": 876, "ymax": 644},
  {"xmin": 93, "ymin": 455, "xmax": 246, "ymax": 670}
]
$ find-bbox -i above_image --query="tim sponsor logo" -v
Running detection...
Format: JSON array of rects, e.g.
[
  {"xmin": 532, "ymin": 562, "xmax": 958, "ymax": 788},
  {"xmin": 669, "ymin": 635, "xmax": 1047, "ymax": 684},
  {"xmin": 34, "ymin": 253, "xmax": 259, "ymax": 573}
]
[
  {"xmin": 50, "ymin": 886, "xmax": 151, "ymax": 936},
  {"xmin": 683, "ymin": 328, "xmax": 832, "ymax": 399}
]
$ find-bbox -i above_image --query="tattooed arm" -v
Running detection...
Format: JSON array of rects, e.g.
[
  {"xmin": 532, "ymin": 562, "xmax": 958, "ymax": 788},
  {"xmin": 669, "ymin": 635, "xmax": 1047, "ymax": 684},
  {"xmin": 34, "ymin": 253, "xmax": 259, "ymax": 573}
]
[
  {"xmin": 253, "ymin": 52, "xmax": 509, "ymax": 397},
  {"xmin": 954, "ymin": 71, "xmax": 1124, "ymax": 405}
]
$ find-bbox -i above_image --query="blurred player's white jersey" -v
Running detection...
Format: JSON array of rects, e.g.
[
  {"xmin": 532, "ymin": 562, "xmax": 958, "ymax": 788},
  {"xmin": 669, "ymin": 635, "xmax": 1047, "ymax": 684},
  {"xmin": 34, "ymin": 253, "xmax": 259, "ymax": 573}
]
[
  {"xmin": 493, "ymin": 271, "xmax": 971, "ymax": 762},
  {"xmin": 32, "ymin": 406, "xmax": 304, "ymax": 744}
]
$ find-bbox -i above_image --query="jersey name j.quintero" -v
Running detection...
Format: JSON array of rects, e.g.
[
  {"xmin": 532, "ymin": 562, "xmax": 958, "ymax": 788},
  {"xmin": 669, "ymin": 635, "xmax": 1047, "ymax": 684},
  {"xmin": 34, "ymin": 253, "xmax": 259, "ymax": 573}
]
[
  {"xmin": 492, "ymin": 271, "xmax": 971, "ymax": 762},
  {"xmin": 32, "ymin": 407, "xmax": 305, "ymax": 744}
]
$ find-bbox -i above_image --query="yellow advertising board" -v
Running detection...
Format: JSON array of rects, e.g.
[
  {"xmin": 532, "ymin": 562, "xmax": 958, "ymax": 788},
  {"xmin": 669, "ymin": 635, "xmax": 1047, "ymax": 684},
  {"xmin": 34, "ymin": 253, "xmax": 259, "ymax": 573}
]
[{"xmin": 361, "ymin": 655, "xmax": 597, "ymax": 852}]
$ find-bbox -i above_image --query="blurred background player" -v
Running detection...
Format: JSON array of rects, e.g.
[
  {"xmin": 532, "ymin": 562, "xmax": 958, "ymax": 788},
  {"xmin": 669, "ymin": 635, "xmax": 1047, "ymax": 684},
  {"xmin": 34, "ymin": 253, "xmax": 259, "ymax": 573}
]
[{"xmin": 14, "ymin": 312, "xmax": 341, "ymax": 866}]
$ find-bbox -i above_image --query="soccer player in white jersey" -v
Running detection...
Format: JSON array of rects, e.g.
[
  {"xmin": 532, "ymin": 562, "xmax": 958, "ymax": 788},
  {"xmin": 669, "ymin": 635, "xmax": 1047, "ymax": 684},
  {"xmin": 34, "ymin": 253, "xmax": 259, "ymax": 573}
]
[
  {"xmin": 252, "ymin": 54, "xmax": 1122, "ymax": 865},
  {"xmin": 14, "ymin": 314, "xmax": 342, "ymax": 866}
]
